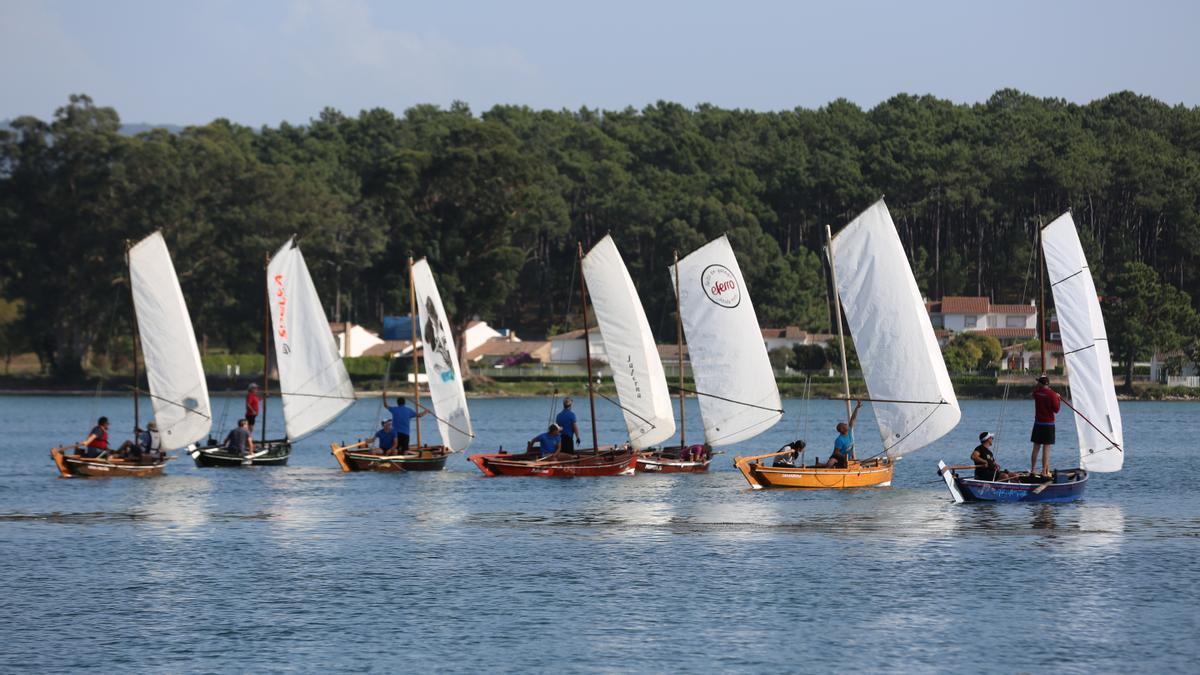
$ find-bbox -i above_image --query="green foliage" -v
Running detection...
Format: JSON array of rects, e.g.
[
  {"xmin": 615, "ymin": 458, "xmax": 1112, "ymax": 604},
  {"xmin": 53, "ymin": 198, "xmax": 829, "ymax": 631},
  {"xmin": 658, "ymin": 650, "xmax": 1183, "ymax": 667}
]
[
  {"xmin": 943, "ymin": 333, "xmax": 1004, "ymax": 373},
  {"xmin": 1106, "ymin": 262, "xmax": 1200, "ymax": 390},
  {"xmin": 791, "ymin": 344, "xmax": 829, "ymax": 371},
  {"xmin": 767, "ymin": 346, "xmax": 793, "ymax": 369}
]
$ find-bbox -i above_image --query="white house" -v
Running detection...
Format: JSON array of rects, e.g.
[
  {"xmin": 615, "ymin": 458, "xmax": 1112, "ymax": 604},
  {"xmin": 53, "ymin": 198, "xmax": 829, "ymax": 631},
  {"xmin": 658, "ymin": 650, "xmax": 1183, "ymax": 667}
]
[
  {"xmin": 927, "ymin": 297, "xmax": 1037, "ymax": 347},
  {"xmin": 463, "ymin": 320, "xmax": 506, "ymax": 354},
  {"xmin": 548, "ymin": 327, "xmax": 608, "ymax": 363},
  {"xmin": 761, "ymin": 327, "xmax": 836, "ymax": 352},
  {"xmin": 330, "ymin": 322, "xmax": 386, "ymax": 358}
]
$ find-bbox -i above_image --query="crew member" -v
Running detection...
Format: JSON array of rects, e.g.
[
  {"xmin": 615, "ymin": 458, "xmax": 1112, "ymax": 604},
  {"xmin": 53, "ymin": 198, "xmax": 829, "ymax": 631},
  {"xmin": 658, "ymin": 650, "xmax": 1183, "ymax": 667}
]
[
  {"xmin": 971, "ymin": 431, "xmax": 1010, "ymax": 481},
  {"xmin": 555, "ymin": 399, "xmax": 581, "ymax": 453},
  {"xmin": 384, "ymin": 394, "xmax": 426, "ymax": 454},
  {"xmin": 528, "ymin": 423, "xmax": 562, "ymax": 458},
  {"xmin": 80, "ymin": 416, "xmax": 110, "ymax": 458},
  {"xmin": 1030, "ymin": 375, "xmax": 1061, "ymax": 476},
  {"xmin": 245, "ymin": 383, "xmax": 261, "ymax": 433},
  {"xmin": 223, "ymin": 418, "xmax": 256, "ymax": 456},
  {"xmin": 374, "ymin": 419, "xmax": 399, "ymax": 455},
  {"xmin": 773, "ymin": 440, "xmax": 806, "ymax": 468},
  {"xmin": 823, "ymin": 401, "xmax": 862, "ymax": 468}
]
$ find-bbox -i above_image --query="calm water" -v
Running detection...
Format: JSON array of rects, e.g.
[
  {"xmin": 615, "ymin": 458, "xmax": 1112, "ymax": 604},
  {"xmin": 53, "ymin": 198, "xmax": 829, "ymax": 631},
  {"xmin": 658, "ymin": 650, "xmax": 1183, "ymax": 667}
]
[{"xmin": 1, "ymin": 394, "xmax": 1198, "ymax": 673}]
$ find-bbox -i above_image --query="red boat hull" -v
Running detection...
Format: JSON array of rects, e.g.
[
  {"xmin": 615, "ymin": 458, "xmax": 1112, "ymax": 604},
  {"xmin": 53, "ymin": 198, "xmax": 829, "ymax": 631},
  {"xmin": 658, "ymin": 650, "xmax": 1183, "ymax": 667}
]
[{"xmin": 468, "ymin": 447, "xmax": 638, "ymax": 477}]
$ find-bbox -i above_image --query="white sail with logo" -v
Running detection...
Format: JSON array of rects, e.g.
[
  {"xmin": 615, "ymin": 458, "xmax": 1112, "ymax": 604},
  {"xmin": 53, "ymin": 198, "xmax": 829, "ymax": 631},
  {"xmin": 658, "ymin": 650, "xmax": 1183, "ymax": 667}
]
[
  {"xmin": 128, "ymin": 232, "xmax": 212, "ymax": 450},
  {"xmin": 831, "ymin": 200, "xmax": 960, "ymax": 458},
  {"xmin": 267, "ymin": 239, "xmax": 356, "ymax": 441},
  {"xmin": 1041, "ymin": 212, "xmax": 1124, "ymax": 472},
  {"xmin": 673, "ymin": 235, "xmax": 781, "ymax": 446},
  {"xmin": 582, "ymin": 235, "xmax": 675, "ymax": 448},
  {"xmin": 412, "ymin": 258, "xmax": 473, "ymax": 451}
]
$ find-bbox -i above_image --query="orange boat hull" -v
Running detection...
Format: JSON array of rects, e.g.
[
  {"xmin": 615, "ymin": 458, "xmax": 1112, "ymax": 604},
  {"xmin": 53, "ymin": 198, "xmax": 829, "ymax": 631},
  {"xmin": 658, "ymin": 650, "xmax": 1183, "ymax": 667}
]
[{"xmin": 734, "ymin": 453, "xmax": 894, "ymax": 489}]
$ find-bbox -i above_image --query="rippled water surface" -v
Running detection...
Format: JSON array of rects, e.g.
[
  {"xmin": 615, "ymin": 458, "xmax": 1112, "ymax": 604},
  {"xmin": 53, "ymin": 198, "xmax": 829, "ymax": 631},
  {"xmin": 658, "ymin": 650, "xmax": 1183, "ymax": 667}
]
[{"xmin": 2, "ymin": 394, "xmax": 1198, "ymax": 673}]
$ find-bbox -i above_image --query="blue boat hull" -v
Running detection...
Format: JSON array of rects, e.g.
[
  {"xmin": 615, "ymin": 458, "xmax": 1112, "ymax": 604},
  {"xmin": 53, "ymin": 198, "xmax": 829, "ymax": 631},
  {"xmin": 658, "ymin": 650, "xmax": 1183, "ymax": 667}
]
[{"xmin": 956, "ymin": 469, "xmax": 1088, "ymax": 503}]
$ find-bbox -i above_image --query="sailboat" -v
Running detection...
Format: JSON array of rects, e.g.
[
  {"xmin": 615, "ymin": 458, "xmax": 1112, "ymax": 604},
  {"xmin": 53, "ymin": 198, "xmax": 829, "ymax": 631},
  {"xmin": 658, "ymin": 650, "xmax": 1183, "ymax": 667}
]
[
  {"xmin": 468, "ymin": 238, "xmax": 644, "ymax": 477},
  {"xmin": 642, "ymin": 237, "xmax": 783, "ymax": 472},
  {"xmin": 737, "ymin": 200, "xmax": 960, "ymax": 488},
  {"xmin": 51, "ymin": 232, "xmax": 211, "ymax": 477},
  {"xmin": 332, "ymin": 257, "xmax": 471, "ymax": 471},
  {"xmin": 938, "ymin": 211, "xmax": 1122, "ymax": 502}
]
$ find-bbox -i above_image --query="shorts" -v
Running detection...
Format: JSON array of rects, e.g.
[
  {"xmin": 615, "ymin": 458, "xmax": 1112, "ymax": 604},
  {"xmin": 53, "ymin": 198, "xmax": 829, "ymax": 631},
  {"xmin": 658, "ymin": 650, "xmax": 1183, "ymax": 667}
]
[
  {"xmin": 560, "ymin": 435, "xmax": 575, "ymax": 453},
  {"xmin": 246, "ymin": 414, "xmax": 257, "ymax": 427},
  {"xmin": 1030, "ymin": 424, "xmax": 1056, "ymax": 445},
  {"xmin": 398, "ymin": 433, "xmax": 411, "ymax": 453}
]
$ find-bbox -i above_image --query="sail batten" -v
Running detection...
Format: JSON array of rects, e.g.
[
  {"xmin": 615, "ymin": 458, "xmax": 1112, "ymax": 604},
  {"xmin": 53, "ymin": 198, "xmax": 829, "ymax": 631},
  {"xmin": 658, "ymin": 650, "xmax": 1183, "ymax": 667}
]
[
  {"xmin": 128, "ymin": 232, "xmax": 212, "ymax": 450},
  {"xmin": 674, "ymin": 235, "xmax": 781, "ymax": 446},
  {"xmin": 582, "ymin": 236, "xmax": 675, "ymax": 449},
  {"xmin": 412, "ymin": 259, "xmax": 473, "ymax": 451},
  {"xmin": 831, "ymin": 200, "xmax": 960, "ymax": 458},
  {"xmin": 267, "ymin": 239, "xmax": 356, "ymax": 441},
  {"xmin": 1041, "ymin": 213, "xmax": 1124, "ymax": 472}
]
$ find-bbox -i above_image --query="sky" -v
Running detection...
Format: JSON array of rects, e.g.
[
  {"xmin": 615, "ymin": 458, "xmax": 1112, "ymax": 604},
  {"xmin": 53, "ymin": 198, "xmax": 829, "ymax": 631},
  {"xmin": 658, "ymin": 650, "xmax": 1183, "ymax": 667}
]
[{"xmin": 2, "ymin": 0, "xmax": 1198, "ymax": 127}]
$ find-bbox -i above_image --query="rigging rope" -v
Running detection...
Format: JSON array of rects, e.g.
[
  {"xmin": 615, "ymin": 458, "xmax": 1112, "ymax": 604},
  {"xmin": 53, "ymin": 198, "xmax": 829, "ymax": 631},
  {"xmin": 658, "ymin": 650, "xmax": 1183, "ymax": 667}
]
[{"xmin": 675, "ymin": 386, "xmax": 784, "ymax": 414}]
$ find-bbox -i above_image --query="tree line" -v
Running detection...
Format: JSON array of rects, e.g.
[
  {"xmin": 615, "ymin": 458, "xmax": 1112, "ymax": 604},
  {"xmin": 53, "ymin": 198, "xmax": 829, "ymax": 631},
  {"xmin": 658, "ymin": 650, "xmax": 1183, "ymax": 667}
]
[{"xmin": 1, "ymin": 90, "xmax": 1198, "ymax": 382}]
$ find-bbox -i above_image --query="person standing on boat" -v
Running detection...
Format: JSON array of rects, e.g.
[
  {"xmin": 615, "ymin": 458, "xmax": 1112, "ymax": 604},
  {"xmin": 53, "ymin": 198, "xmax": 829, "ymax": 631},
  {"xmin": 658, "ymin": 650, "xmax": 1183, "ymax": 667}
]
[
  {"xmin": 1030, "ymin": 375, "xmax": 1060, "ymax": 476},
  {"xmin": 528, "ymin": 423, "xmax": 562, "ymax": 458},
  {"xmin": 972, "ymin": 431, "xmax": 1011, "ymax": 481},
  {"xmin": 373, "ymin": 419, "xmax": 399, "ymax": 455},
  {"xmin": 223, "ymin": 418, "xmax": 256, "ymax": 456},
  {"xmin": 385, "ymin": 395, "xmax": 425, "ymax": 454},
  {"xmin": 245, "ymin": 383, "xmax": 261, "ymax": 433},
  {"xmin": 555, "ymin": 398, "xmax": 581, "ymax": 453},
  {"xmin": 79, "ymin": 416, "xmax": 110, "ymax": 458},
  {"xmin": 823, "ymin": 400, "xmax": 863, "ymax": 468}
]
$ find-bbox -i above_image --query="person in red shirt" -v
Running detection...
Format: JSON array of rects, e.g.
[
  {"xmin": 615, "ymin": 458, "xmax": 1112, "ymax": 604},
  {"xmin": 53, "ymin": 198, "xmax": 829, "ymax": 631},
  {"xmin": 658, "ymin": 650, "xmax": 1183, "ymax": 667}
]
[
  {"xmin": 1030, "ymin": 375, "xmax": 1061, "ymax": 476},
  {"xmin": 245, "ymin": 383, "xmax": 261, "ymax": 433}
]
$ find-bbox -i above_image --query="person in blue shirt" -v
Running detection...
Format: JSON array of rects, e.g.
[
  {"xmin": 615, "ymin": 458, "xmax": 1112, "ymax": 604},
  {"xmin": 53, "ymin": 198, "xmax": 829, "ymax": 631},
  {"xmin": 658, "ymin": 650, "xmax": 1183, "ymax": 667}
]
[
  {"xmin": 383, "ymin": 394, "xmax": 426, "ymax": 454},
  {"xmin": 823, "ymin": 400, "xmax": 863, "ymax": 468},
  {"xmin": 527, "ymin": 423, "xmax": 562, "ymax": 458},
  {"xmin": 554, "ymin": 399, "xmax": 581, "ymax": 453},
  {"xmin": 373, "ymin": 419, "xmax": 399, "ymax": 455}
]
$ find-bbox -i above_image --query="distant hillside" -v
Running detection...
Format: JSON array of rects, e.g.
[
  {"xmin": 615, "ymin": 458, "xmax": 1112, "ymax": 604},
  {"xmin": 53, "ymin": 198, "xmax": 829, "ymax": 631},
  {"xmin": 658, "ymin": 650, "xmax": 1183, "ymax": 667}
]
[{"xmin": 0, "ymin": 119, "xmax": 183, "ymax": 136}]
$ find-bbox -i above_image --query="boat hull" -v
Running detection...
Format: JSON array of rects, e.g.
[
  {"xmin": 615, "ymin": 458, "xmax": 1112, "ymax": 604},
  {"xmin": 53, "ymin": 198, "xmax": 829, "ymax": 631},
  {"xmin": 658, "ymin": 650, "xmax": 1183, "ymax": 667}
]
[
  {"xmin": 50, "ymin": 447, "xmax": 167, "ymax": 478},
  {"xmin": 953, "ymin": 468, "xmax": 1088, "ymax": 503},
  {"xmin": 636, "ymin": 448, "xmax": 711, "ymax": 473},
  {"xmin": 189, "ymin": 439, "xmax": 291, "ymax": 467},
  {"xmin": 330, "ymin": 443, "xmax": 451, "ymax": 472},
  {"xmin": 468, "ymin": 447, "xmax": 638, "ymax": 477},
  {"xmin": 734, "ymin": 454, "xmax": 894, "ymax": 489}
]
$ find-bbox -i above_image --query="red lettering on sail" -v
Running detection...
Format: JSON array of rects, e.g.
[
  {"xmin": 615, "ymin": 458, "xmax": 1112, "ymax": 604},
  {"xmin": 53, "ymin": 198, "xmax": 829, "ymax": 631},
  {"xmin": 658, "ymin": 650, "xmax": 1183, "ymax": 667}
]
[{"xmin": 274, "ymin": 274, "xmax": 288, "ymax": 338}]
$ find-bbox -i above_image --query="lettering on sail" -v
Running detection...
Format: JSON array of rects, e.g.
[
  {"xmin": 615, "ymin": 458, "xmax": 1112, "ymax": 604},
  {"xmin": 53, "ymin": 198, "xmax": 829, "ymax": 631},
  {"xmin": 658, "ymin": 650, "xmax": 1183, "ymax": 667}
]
[
  {"xmin": 701, "ymin": 264, "xmax": 741, "ymax": 308},
  {"xmin": 626, "ymin": 354, "xmax": 642, "ymax": 399},
  {"xmin": 274, "ymin": 274, "xmax": 288, "ymax": 341}
]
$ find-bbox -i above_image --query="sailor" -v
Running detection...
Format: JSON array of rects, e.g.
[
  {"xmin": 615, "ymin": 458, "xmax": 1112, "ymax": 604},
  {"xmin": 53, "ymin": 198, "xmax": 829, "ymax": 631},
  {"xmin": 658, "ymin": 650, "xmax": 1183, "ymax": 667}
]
[
  {"xmin": 223, "ymin": 418, "xmax": 256, "ymax": 456},
  {"xmin": 555, "ymin": 398, "xmax": 581, "ymax": 453},
  {"xmin": 245, "ymin": 383, "xmax": 261, "ymax": 433},
  {"xmin": 1030, "ymin": 375, "xmax": 1061, "ymax": 476},
  {"xmin": 384, "ymin": 394, "xmax": 425, "ymax": 454},
  {"xmin": 684, "ymin": 443, "xmax": 711, "ymax": 463},
  {"xmin": 773, "ymin": 440, "xmax": 805, "ymax": 467},
  {"xmin": 823, "ymin": 400, "xmax": 862, "ymax": 468},
  {"xmin": 117, "ymin": 420, "xmax": 162, "ymax": 461},
  {"xmin": 971, "ymin": 431, "xmax": 1010, "ymax": 481},
  {"xmin": 528, "ymin": 423, "xmax": 562, "ymax": 458},
  {"xmin": 79, "ymin": 416, "xmax": 110, "ymax": 458},
  {"xmin": 373, "ymin": 419, "xmax": 399, "ymax": 455}
]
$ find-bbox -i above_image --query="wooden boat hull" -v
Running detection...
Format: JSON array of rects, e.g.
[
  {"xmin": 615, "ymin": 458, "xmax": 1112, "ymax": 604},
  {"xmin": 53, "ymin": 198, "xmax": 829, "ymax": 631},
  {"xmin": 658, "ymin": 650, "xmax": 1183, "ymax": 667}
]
[
  {"xmin": 943, "ymin": 465, "xmax": 1088, "ymax": 503},
  {"xmin": 735, "ymin": 454, "xmax": 894, "ymax": 489},
  {"xmin": 50, "ymin": 447, "xmax": 168, "ymax": 478},
  {"xmin": 189, "ymin": 439, "xmax": 291, "ymax": 467},
  {"xmin": 468, "ymin": 447, "xmax": 638, "ymax": 477},
  {"xmin": 636, "ymin": 448, "xmax": 711, "ymax": 473},
  {"xmin": 330, "ymin": 443, "xmax": 451, "ymax": 472}
]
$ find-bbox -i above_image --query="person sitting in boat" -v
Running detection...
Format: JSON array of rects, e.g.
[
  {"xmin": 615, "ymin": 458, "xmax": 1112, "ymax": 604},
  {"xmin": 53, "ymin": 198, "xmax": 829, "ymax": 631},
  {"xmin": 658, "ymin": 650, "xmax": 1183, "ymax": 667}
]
[
  {"xmin": 1030, "ymin": 375, "xmax": 1061, "ymax": 476},
  {"xmin": 222, "ymin": 418, "xmax": 256, "ymax": 456},
  {"xmin": 684, "ymin": 443, "xmax": 711, "ymax": 463},
  {"xmin": 373, "ymin": 419, "xmax": 399, "ymax": 455},
  {"xmin": 116, "ymin": 421, "xmax": 162, "ymax": 461},
  {"xmin": 971, "ymin": 431, "xmax": 1012, "ymax": 481},
  {"xmin": 528, "ymin": 423, "xmax": 562, "ymax": 459},
  {"xmin": 555, "ymin": 399, "xmax": 582, "ymax": 453},
  {"xmin": 79, "ymin": 416, "xmax": 110, "ymax": 458},
  {"xmin": 773, "ymin": 440, "xmax": 806, "ymax": 468},
  {"xmin": 823, "ymin": 400, "xmax": 863, "ymax": 468},
  {"xmin": 245, "ymin": 383, "xmax": 262, "ymax": 433},
  {"xmin": 384, "ymin": 394, "xmax": 426, "ymax": 455}
]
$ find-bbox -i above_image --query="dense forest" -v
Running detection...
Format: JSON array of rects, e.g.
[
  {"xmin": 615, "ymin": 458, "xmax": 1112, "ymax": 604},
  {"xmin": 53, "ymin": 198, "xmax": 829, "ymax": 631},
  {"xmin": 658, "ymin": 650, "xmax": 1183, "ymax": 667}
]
[{"xmin": 1, "ymin": 90, "xmax": 1199, "ymax": 380}]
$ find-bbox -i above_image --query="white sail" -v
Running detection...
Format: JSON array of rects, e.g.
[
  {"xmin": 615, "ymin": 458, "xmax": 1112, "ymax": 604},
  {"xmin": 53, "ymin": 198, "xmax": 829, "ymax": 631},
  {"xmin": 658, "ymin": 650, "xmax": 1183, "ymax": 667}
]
[
  {"xmin": 128, "ymin": 232, "xmax": 211, "ymax": 450},
  {"xmin": 582, "ymin": 235, "xmax": 675, "ymax": 448},
  {"xmin": 831, "ymin": 200, "xmax": 961, "ymax": 458},
  {"xmin": 267, "ymin": 239, "xmax": 356, "ymax": 441},
  {"xmin": 412, "ymin": 259, "xmax": 473, "ymax": 451},
  {"xmin": 1042, "ymin": 212, "xmax": 1124, "ymax": 472},
  {"xmin": 674, "ymin": 235, "xmax": 781, "ymax": 446}
]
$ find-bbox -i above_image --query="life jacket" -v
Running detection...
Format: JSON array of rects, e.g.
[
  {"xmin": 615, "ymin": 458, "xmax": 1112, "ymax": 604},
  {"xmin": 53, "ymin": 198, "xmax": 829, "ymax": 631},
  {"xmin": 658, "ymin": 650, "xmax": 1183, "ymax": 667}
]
[{"xmin": 87, "ymin": 426, "xmax": 108, "ymax": 450}]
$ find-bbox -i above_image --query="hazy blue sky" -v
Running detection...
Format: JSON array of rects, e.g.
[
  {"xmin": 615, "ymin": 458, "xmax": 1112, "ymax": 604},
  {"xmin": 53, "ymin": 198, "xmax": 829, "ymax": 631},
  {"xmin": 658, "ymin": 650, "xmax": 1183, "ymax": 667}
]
[{"xmin": 2, "ymin": 0, "xmax": 1197, "ymax": 126}]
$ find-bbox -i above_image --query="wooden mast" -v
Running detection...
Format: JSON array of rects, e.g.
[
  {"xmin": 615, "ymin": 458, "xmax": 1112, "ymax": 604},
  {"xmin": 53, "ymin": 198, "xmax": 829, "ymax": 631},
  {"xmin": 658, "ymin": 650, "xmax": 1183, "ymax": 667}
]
[
  {"xmin": 1038, "ymin": 224, "xmax": 1047, "ymax": 375},
  {"xmin": 578, "ymin": 243, "xmax": 599, "ymax": 452},
  {"xmin": 409, "ymin": 256, "xmax": 422, "ymax": 449},
  {"xmin": 126, "ymin": 240, "xmax": 141, "ymax": 434},
  {"xmin": 261, "ymin": 251, "xmax": 270, "ymax": 445},
  {"xmin": 674, "ymin": 251, "xmax": 685, "ymax": 449},
  {"xmin": 826, "ymin": 225, "xmax": 853, "ymax": 422}
]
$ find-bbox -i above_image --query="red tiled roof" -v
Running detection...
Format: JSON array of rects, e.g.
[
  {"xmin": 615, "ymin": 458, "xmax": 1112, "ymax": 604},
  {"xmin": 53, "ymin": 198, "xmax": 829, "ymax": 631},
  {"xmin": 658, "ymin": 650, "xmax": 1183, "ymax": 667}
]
[
  {"xmin": 939, "ymin": 297, "xmax": 989, "ymax": 314},
  {"xmin": 761, "ymin": 326, "xmax": 807, "ymax": 340},
  {"xmin": 978, "ymin": 328, "xmax": 1036, "ymax": 338},
  {"xmin": 990, "ymin": 304, "xmax": 1036, "ymax": 314},
  {"xmin": 548, "ymin": 327, "xmax": 602, "ymax": 341},
  {"xmin": 361, "ymin": 340, "xmax": 412, "ymax": 357}
]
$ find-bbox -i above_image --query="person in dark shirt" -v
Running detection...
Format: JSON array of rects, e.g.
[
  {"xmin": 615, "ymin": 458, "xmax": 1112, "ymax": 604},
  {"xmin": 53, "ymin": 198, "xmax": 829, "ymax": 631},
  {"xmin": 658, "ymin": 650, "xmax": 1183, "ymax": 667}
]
[
  {"xmin": 117, "ymin": 420, "xmax": 162, "ymax": 461},
  {"xmin": 773, "ymin": 440, "xmax": 806, "ymax": 468},
  {"xmin": 1030, "ymin": 375, "xmax": 1061, "ymax": 475},
  {"xmin": 373, "ymin": 419, "xmax": 399, "ymax": 455},
  {"xmin": 971, "ymin": 431, "xmax": 1011, "ymax": 481},
  {"xmin": 555, "ymin": 399, "xmax": 581, "ymax": 453},
  {"xmin": 528, "ymin": 424, "xmax": 562, "ymax": 459},
  {"xmin": 80, "ymin": 417, "xmax": 110, "ymax": 458},
  {"xmin": 223, "ymin": 418, "xmax": 256, "ymax": 456}
]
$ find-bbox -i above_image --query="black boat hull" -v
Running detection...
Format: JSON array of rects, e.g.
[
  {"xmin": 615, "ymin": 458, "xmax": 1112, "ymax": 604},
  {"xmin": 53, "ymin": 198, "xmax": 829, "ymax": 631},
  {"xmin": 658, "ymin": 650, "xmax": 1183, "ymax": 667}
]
[{"xmin": 189, "ymin": 439, "xmax": 292, "ymax": 467}]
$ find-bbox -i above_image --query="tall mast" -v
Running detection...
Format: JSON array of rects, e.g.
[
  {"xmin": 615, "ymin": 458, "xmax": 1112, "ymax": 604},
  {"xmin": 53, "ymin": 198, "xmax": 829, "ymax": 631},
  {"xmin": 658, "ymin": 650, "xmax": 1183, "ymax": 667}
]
[
  {"xmin": 674, "ymin": 250, "xmax": 685, "ymax": 449},
  {"xmin": 1038, "ymin": 224, "xmax": 1047, "ymax": 374},
  {"xmin": 578, "ymin": 243, "xmax": 599, "ymax": 451},
  {"xmin": 262, "ymin": 251, "xmax": 270, "ymax": 445},
  {"xmin": 826, "ymin": 225, "xmax": 853, "ymax": 422},
  {"xmin": 409, "ymin": 256, "xmax": 422, "ymax": 449},
  {"xmin": 126, "ymin": 240, "xmax": 141, "ymax": 433}
]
